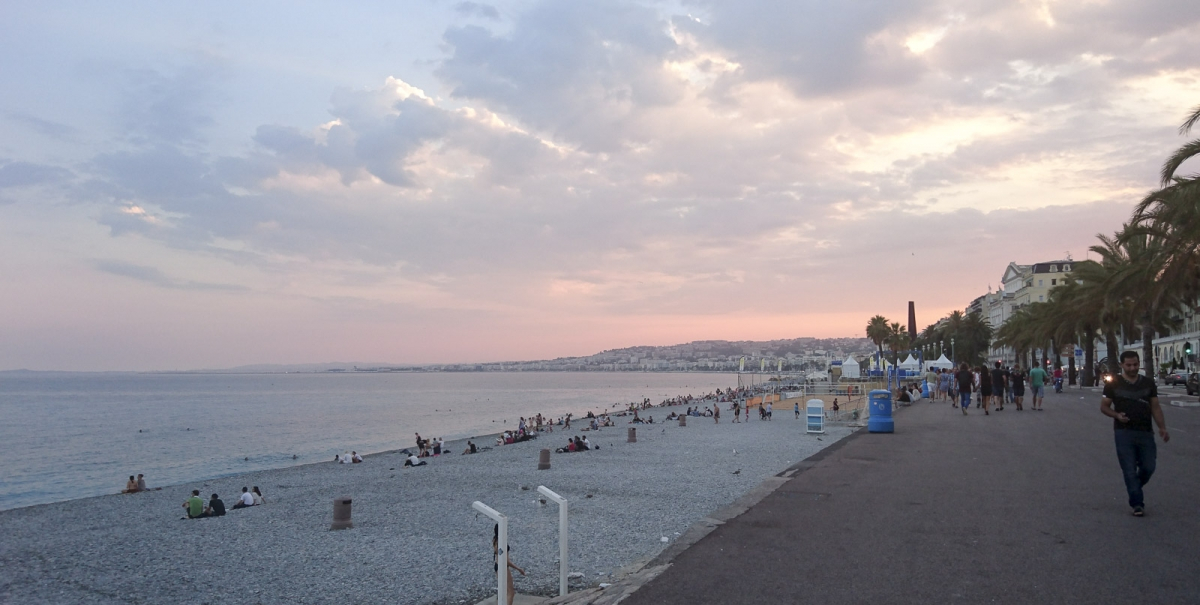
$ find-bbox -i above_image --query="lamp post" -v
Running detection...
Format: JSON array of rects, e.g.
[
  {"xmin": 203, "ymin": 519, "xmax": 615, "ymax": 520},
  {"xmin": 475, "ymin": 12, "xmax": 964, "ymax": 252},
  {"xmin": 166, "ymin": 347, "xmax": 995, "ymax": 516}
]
[{"xmin": 951, "ymin": 337, "xmax": 956, "ymax": 364}]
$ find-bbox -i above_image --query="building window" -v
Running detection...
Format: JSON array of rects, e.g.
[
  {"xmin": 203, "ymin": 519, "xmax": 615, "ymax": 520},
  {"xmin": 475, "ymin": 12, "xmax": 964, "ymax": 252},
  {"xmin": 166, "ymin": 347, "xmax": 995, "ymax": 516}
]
[
  {"xmin": 1027, "ymin": 280, "xmax": 1033, "ymax": 287},
  {"xmin": 1039, "ymin": 295, "xmax": 1044, "ymax": 301},
  {"xmin": 1064, "ymin": 264, "xmax": 1071, "ymax": 271},
  {"xmin": 1051, "ymin": 279, "xmax": 1057, "ymax": 285},
  {"xmin": 1050, "ymin": 265, "xmax": 1058, "ymax": 272},
  {"xmin": 1038, "ymin": 279, "xmax": 1043, "ymax": 287}
]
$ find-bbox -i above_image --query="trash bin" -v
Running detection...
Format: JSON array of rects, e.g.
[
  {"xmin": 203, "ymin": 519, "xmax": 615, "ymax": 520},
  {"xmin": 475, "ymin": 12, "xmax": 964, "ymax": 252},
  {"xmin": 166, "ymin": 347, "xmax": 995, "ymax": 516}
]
[
  {"xmin": 867, "ymin": 389, "xmax": 894, "ymax": 433},
  {"xmin": 331, "ymin": 497, "xmax": 353, "ymax": 530}
]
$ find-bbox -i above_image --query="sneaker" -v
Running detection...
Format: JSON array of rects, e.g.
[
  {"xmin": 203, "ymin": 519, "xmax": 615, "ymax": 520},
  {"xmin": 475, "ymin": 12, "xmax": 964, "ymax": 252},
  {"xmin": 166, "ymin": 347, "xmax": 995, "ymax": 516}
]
[{"xmin": 1132, "ymin": 506, "xmax": 1144, "ymax": 517}]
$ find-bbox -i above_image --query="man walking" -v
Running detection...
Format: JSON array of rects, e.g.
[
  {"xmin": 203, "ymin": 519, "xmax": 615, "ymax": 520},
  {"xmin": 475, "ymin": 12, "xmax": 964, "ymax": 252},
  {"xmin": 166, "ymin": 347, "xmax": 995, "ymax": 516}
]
[
  {"xmin": 955, "ymin": 363, "xmax": 974, "ymax": 415},
  {"xmin": 1028, "ymin": 363, "xmax": 1048, "ymax": 411},
  {"xmin": 991, "ymin": 362, "xmax": 1008, "ymax": 411},
  {"xmin": 1100, "ymin": 351, "xmax": 1169, "ymax": 516}
]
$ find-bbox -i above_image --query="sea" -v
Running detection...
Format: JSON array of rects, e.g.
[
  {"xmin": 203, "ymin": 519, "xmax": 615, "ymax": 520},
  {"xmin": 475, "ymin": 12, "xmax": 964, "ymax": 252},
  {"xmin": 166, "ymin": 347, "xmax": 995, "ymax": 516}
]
[{"xmin": 0, "ymin": 371, "xmax": 737, "ymax": 511}]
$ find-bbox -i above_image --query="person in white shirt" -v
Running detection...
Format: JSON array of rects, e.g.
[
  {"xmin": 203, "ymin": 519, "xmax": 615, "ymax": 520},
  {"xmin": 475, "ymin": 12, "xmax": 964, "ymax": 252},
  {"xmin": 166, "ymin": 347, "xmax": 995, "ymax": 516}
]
[
  {"xmin": 582, "ymin": 436, "xmax": 594, "ymax": 450},
  {"xmin": 232, "ymin": 486, "xmax": 256, "ymax": 509},
  {"xmin": 351, "ymin": 451, "xmax": 363, "ymax": 463},
  {"xmin": 404, "ymin": 454, "xmax": 427, "ymax": 467}
]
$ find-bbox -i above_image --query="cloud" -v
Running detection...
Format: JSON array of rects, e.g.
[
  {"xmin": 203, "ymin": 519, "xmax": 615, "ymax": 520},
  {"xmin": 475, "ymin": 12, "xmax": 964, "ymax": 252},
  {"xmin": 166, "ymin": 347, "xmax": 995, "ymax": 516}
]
[
  {"xmin": 5, "ymin": 112, "xmax": 78, "ymax": 140},
  {"xmin": 5, "ymin": 0, "xmax": 1200, "ymax": 369},
  {"xmin": 454, "ymin": 1, "xmax": 500, "ymax": 20},
  {"xmin": 94, "ymin": 260, "xmax": 247, "ymax": 291},
  {"xmin": 0, "ymin": 161, "xmax": 73, "ymax": 188},
  {"xmin": 437, "ymin": 0, "xmax": 684, "ymax": 151}
]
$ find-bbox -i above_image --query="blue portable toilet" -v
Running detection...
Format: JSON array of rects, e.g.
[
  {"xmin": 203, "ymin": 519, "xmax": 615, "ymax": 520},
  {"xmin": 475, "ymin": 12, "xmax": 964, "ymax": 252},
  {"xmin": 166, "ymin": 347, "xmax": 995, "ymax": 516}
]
[
  {"xmin": 921, "ymin": 381, "xmax": 930, "ymax": 398},
  {"xmin": 868, "ymin": 389, "xmax": 894, "ymax": 433}
]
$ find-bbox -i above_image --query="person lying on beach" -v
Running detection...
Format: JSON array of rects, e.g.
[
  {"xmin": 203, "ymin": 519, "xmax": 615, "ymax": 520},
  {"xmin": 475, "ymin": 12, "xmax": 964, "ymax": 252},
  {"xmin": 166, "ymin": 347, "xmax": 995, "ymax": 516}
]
[
  {"xmin": 203, "ymin": 493, "xmax": 226, "ymax": 517},
  {"xmin": 183, "ymin": 490, "xmax": 205, "ymax": 519},
  {"xmin": 351, "ymin": 451, "xmax": 363, "ymax": 463},
  {"xmin": 123, "ymin": 476, "xmax": 139, "ymax": 494},
  {"xmin": 252, "ymin": 486, "xmax": 265, "ymax": 505},
  {"xmin": 404, "ymin": 454, "xmax": 428, "ymax": 467},
  {"xmin": 232, "ymin": 487, "xmax": 255, "ymax": 509}
]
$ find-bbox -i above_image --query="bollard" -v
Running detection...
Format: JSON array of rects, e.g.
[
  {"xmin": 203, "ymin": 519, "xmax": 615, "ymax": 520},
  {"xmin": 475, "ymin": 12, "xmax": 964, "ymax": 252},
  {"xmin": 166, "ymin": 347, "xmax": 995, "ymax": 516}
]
[
  {"xmin": 537, "ymin": 448, "xmax": 551, "ymax": 470},
  {"xmin": 678, "ymin": 415, "xmax": 686, "ymax": 427},
  {"xmin": 331, "ymin": 497, "xmax": 353, "ymax": 530},
  {"xmin": 627, "ymin": 427, "xmax": 636, "ymax": 443}
]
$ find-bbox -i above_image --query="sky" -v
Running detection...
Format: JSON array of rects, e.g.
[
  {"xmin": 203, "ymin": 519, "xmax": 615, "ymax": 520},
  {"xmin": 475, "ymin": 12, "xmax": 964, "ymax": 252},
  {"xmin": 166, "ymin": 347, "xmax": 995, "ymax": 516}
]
[{"xmin": 1, "ymin": 0, "xmax": 1198, "ymax": 371}]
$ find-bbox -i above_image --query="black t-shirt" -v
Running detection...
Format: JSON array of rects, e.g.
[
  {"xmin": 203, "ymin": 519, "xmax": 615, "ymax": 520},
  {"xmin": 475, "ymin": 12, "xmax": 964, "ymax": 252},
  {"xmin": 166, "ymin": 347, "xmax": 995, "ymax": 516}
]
[
  {"xmin": 991, "ymin": 368, "xmax": 1007, "ymax": 389},
  {"xmin": 956, "ymin": 370, "xmax": 973, "ymax": 392},
  {"xmin": 1102, "ymin": 374, "xmax": 1158, "ymax": 432},
  {"xmin": 1011, "ymin": 371, "xmax": 1025, "ymax": 388},
  {"xmin": 209, "ymin": 498, "xmax": 226, "ymax": 516},
  {"xmin": 979, "ymin": 371, "xmax": 991, "ymax": 389}
]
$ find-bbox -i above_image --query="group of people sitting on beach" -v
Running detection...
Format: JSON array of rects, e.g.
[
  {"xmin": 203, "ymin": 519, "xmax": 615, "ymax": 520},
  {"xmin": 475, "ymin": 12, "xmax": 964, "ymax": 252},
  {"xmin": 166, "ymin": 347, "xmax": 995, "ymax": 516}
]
[
  {"xmin": 122, "ymin": 474, "xmax": 150, "ymax": 493},
  {"xmin": 181, "ymin": 486, "xmax": 265, "ymax": 519},
  {"xmin": 334, "ymin": 451, "xmax": 365, "ymax": 464},
  {"xmin": 555, "ymin": 435, "xmax": 595, "ymax": 453}
]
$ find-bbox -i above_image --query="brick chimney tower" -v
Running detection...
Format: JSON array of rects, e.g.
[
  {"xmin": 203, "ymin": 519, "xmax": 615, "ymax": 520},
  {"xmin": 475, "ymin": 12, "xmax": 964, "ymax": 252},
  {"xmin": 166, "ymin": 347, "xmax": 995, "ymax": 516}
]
[{"xmin": 908, "ymin": 301, "xmax": 917, "ymax": 339}]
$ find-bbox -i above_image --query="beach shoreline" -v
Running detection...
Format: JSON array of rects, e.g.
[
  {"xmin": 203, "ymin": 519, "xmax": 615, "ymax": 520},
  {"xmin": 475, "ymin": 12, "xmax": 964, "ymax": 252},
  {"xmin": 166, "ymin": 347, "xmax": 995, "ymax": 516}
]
[{"xmin": 0, "ymin": 399, "xmax": 854, "ymax": 604}]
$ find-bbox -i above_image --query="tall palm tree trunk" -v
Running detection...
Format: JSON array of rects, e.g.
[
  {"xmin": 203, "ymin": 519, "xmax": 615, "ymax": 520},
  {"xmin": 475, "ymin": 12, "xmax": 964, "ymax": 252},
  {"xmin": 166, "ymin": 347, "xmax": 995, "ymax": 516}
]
[
  {"xmin": 1142, "ymin": 321, "xmax": 1155, "ymax": 378},
  {"xmin": 1083, "ymin": 329, "xmax": 1095, "ymax": 387},
  {"xmin": 1068, "ymin": 354, "xmax": 1076, "ymax": 385},
  {"xmin": 1105, "ymin": 332, "xmax": 1119, "ymax": 374}
]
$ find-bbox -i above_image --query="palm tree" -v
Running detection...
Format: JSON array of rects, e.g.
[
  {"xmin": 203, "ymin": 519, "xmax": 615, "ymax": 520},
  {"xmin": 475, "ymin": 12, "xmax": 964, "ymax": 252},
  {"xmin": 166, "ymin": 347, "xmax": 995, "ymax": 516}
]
[
  {"xmin": 887, "ymin": 321, "xmax": 911, "ymax": 361},
  {"xmin": 1105, "ymin": 224, "xmax": 1194, "ymax": 376},
  {"xmin": 866, "ymin": 315, "xmax": 890, "ymax": 357}
]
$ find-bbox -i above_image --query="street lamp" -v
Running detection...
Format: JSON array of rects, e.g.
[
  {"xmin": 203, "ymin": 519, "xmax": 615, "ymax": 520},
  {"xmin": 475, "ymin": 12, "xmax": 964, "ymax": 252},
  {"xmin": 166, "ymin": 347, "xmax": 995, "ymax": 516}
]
[{"xmin": 951, "ymin": 337, "xmax": 956, "ymax": 363}]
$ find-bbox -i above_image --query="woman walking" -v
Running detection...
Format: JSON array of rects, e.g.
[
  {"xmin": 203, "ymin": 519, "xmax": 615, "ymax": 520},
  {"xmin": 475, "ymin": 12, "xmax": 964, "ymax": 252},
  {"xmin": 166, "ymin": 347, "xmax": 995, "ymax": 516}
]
[{"xmin": 978, "ymin": 365, "xmax": 992, "ymax": 415}]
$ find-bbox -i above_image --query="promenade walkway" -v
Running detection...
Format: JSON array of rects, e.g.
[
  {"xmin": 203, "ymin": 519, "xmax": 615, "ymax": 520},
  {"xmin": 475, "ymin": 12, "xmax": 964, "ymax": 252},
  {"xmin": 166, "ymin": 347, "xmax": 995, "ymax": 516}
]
[{"xmin": 615, "ymin": 385, "xmax": 1200, "ymax": 604}]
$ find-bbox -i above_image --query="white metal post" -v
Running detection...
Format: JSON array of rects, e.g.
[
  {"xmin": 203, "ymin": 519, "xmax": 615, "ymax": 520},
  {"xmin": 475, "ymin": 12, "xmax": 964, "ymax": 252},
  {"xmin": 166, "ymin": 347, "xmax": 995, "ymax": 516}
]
[
  {"xmin": 537, "ymin": 486, "xmax": 568, "ymax": 597},
  {"xmin": 472, "ymin": 501, "xmax": 508, "ymax": 605}
]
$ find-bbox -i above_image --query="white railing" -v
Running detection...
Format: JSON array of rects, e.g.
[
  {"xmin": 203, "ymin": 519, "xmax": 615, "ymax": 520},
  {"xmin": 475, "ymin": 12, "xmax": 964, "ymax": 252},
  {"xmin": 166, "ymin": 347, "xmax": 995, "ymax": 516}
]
[
  {"xmin": 472, "ymin": 501, "xmax": 508, "ymax": 605},
  {"xmin": 537, "ymin": 486, "xmax": 569, "ymax": 597}
]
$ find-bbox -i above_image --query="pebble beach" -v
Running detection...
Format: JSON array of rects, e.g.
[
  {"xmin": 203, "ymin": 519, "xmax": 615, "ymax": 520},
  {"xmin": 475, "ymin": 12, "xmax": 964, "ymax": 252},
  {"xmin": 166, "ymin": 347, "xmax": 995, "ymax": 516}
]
[{"xmin": 0, "ymin": 404, "xmax": 854, "ymax": 604}]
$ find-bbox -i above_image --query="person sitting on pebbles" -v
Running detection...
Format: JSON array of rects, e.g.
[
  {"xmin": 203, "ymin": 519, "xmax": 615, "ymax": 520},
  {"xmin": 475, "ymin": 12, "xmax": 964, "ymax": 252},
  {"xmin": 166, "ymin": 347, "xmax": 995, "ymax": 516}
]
[
  {"xmin": 231, "ymin": 487, "xmax": 255, "ymax": 509},
  {"xmin": 182, "ymin": 490, "xmax": 205, "ymax": 519},
  {"xmin": 122, "ymin": 475, "xmax": 139, "ymax": 494},
  {"xmin": 404, "ymin": 453, "xmax": 427, "ymax": 467},
  {"xmin": 351, "ymin": 451, "xmax": 363, "ymax": 463},
  {"xmin": 462, "ymin": 440, "xmax": 478, "ymax": 455}
]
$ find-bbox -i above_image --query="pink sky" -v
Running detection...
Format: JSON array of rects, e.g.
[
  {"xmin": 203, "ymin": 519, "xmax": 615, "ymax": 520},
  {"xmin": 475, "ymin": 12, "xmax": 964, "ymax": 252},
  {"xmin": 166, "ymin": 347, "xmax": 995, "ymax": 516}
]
[{"xmin": 1, "ymin": 1, "xmax": 1197, "ymax": 370}]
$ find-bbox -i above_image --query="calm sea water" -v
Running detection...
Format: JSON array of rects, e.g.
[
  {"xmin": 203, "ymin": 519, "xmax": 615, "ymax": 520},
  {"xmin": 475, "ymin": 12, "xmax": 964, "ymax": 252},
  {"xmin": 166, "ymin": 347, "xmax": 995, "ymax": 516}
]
[{"xmin": 0, "ymin": 371, "xmax": 736, "ymax": 511}]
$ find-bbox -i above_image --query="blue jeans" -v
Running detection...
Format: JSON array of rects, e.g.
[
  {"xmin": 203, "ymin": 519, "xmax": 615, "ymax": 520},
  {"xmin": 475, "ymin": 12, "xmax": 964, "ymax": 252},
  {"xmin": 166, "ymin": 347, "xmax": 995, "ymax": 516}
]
[
  {"xmin": 960, "ymin": 390, "xmax": 971, "ymax": 408},
  {"xmin": 1114, "ymin": 429, "xmax": 1157, "ymax": 508}
]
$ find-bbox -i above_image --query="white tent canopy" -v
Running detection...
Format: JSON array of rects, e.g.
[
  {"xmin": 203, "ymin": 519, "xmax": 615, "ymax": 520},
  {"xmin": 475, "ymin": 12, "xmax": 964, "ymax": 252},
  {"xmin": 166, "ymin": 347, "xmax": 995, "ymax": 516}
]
[
  {"xmin": 926, "ymin": 354, "xmax": 953, "ymax": 369},
  {"xmin": 841, "ymin": 355, "xmax": 860, "ymax": 378},
  {"xmin": 899, "ymin": 355, "xmax": 920, "ymax": 370}
]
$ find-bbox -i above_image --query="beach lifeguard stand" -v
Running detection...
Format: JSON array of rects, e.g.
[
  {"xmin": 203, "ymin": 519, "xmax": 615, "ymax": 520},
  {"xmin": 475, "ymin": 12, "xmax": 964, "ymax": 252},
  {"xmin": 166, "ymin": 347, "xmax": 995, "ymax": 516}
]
[{"xmin": 806, "ymin": 399, "xmax": 825, "ymax": 434}]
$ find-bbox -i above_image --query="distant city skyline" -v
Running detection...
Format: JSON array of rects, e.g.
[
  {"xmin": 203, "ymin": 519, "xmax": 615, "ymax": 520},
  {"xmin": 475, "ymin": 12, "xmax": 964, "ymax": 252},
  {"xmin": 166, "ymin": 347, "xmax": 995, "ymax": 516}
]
[{"xmin": 2, "ymin": 1, "xmax": 1197, "ymax": 371}]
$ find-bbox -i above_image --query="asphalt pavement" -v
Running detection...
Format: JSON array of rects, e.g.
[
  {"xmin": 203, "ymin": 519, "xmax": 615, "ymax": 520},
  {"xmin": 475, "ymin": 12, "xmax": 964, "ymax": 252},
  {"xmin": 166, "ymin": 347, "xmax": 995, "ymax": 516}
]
[{"xmin": 622, "ymin": 383, "xmax": 1200, "ymax": 604}]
